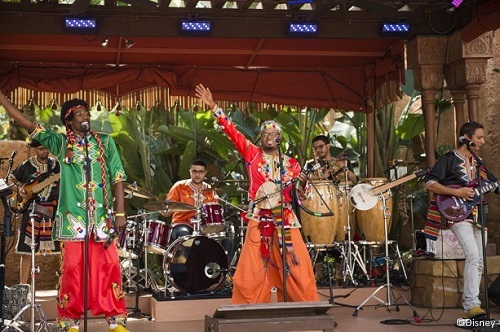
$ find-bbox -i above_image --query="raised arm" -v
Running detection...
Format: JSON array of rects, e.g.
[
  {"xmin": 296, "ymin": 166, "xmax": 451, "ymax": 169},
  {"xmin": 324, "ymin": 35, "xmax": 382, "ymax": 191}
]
[
  {"xmin": 0, "ymin": 90, "xmax": 37, "ymax": 133},
  {"xmin": 195, "ymin": 84, "xmax": 216, "ymax": 110}
]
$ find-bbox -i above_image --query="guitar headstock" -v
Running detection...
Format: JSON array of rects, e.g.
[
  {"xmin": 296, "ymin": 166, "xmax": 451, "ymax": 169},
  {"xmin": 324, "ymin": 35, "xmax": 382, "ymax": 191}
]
[{"xmin": 414, "ymin": 167, "xmax": 431, "ymax": 178}]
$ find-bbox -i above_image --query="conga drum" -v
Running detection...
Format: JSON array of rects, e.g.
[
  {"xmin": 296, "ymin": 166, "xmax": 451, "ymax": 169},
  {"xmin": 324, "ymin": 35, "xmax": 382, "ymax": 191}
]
[
  {"xmin": 334, "ymin": 182, "xmax": 357, "ymax": 242},
  {"xmin": 299, "ymin": 180, "xmax": 339, "ymax": 244},
  {"xmin": 355, "ymin": 178, "xmax": 393, "ymax": 242}
]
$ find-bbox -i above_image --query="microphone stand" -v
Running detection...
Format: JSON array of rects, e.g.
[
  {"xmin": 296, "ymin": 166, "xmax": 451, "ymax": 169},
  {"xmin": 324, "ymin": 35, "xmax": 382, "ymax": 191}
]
[
  {"xmin": 82, "ymin": 133, "xmax": 92, "ymax": 332},
  {"xmin": 276, "ymin": 138, "xmax": 287, "ymax": 302},
  {"xmin": 468, "ymin": 146, "xmax": 490, "ymax": 319},
  {"xmin": 222, "ymin": 157, "xmax": 244, "ymax": 180}
]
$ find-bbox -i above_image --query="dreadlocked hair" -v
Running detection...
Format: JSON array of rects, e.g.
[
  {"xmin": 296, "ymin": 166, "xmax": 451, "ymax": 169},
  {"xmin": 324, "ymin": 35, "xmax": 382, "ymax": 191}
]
[{"xmin": 63, "ymin": 126, "xmax": 111, "ymax": 220}]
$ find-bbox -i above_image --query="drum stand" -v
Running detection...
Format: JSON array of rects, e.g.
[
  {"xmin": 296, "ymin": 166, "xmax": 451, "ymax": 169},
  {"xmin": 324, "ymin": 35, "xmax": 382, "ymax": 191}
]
[
  {"xmin": 338, "ymin": 170, "xmax": 369, "ymax": 287},
  {"xmin": 2, "ymin": 205, "xmax": 49, "ymax": 332},
  {"xmin": 352, "ymin": 192, "xmax": 415, "ymax": 316}
]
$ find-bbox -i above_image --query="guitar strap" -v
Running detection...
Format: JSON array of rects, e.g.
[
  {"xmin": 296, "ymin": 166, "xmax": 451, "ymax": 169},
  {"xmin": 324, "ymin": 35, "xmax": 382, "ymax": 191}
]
[{"xmin": 423, "ymin": 160, "xmax": 491, "ymax": 252}]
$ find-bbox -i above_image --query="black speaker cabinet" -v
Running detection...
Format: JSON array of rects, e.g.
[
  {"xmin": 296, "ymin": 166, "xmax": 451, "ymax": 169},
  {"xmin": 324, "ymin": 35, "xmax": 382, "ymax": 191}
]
[{"xmin": 488, "ymin": 276, "xmax": 500, "ymax": 306}]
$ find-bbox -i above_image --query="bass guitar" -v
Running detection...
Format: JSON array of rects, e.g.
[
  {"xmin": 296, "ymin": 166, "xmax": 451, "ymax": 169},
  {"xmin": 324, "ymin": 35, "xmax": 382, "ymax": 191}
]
[
  {"xmin": 8, "ymin": 173, "xmax": 60, "ymax": 213},
  {"xmin": 436, "ymin": 179, "xmax": 500, "ymax": 222}
]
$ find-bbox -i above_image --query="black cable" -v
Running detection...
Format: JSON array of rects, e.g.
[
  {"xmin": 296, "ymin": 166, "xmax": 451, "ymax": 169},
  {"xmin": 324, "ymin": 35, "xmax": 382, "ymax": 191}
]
[{"xmin": 380, "ymin": 319, "xmax": 411, "ymax": 325}]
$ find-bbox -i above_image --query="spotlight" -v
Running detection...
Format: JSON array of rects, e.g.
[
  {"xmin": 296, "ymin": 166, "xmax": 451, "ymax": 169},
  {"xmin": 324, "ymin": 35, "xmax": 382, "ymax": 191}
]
[
  {"xmin": 125, "ymin": 38, "xmax": 135, "ymax": 49},
  {"xmin": 180, "ymin": 20, "xmax": 212, "ymax": 35},
  {"xmin": 380, "ymin": 22, "xmax": 410, "ymax": 37},
  {"xmin": 451, "ymin": 0, "xmax": 464, "ymax": 8},
  {"xmin": 64, "ymin": 18, "xmax": 97, "ymax": 33},
  {"xmin": 288, "ymin": 23, "xmax": 318, "ymax": 36},
  {"xmin": 101, "ymin": 37, "xmax": 109, "ymax": 47}
]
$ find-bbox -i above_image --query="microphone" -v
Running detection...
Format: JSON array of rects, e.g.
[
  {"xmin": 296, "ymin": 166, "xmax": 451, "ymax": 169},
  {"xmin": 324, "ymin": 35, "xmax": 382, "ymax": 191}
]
[
  {"xmin": 10, "ymin": 150, "xmax": 17, "ymax": 160},
  {"xmin": 211, "ymin": 176, "xmax": 219, "ymax": 183},
  {"xmin": 104, "ymin": 227, "xmax": 118, "ymax": 249},
  {"xmin": 459, "ymin": 136, "xmax": 475, "ymax": 147},
  {"xmin": 81, "ymin": 121, "xmax": 90, "ymax": 133}
]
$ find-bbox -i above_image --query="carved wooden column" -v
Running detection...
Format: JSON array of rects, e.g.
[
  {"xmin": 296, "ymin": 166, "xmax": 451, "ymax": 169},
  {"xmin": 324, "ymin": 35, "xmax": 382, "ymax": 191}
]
[
  {"xmin": 445, "ymin": 31, "xmax": 493, "ymax": 123},
  {"xmin": 407, "ymin": 36, "xmax": 447, "ymax": 167},
  {"xmin": 449, "ymin": 90, "xmax": 467, "ymax": 133}
]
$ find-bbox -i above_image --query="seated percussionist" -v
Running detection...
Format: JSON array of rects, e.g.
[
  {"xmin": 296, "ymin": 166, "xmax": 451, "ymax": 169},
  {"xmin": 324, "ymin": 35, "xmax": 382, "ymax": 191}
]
[
  {"xmin": 300, "ymin": 135, "xmax": 357, "ymax": 184},
  {"xmin": 164, "ymin": 159, "xmax": 218, "ymax": 239}
]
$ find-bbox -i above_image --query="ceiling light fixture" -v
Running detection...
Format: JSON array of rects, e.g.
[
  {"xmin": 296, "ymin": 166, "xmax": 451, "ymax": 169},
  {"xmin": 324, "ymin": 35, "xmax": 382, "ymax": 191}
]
[
  {"xmin": 64, "ymin": 18, "xmax": 97, "ymax": 33},
  {"xmin": 380, "ymin": 22, "xmax": 410, "ymax": 37},
  {"xmin": 451, "ymin": 0, "xmax": 464, "ymax": 8},
  {"xmin": 180, "ymin": 20, "xmax": 212, "ymax": 35},
  {"xmin": 288, "ymin": 23, "xmax": 318, "ymax": 36},
  {"xmin": 125, "ymin": 38, "xmax": 135, "ymax": 49},
  {"xmin": 101, "ymin": 37, "xmax": 109, "ymax": 47}
]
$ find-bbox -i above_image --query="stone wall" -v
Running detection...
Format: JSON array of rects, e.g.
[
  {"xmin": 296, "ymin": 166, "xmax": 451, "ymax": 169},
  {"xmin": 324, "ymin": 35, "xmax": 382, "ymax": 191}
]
[
  {"xmin": 480, "ymin": 31, "xmax": 500, "ymax": 254},
  {"xmin": 412, "ymin": 256, "xmax": 500, "ymax": 308},
  {"xmin": 0, "ymin": 140, "xmax": 59, "ymax": 290}
]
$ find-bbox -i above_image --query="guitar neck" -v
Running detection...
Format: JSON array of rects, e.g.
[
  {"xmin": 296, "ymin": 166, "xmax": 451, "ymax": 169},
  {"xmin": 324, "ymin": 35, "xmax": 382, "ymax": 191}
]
[
  {"xmin": 475, "ymin": 180, "xmax": 500, "ymax": 196},
  {"xmin": 370, "ymin": 173, "xmax": 417, "ymax": 195},
  {"xmin": 31, "ymin": 174, "xmax": 60, "ymax": 194}
]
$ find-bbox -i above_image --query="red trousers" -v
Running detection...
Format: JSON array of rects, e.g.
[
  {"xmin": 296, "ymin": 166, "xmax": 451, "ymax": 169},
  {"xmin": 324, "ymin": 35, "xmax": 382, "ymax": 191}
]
[
  {"xmin": 57, "ymin": 237, "xmax": 127, "ymax": 322},
  {"xmin": 232, "ymin": 219, "xmax": 319, "ymax": 304}
]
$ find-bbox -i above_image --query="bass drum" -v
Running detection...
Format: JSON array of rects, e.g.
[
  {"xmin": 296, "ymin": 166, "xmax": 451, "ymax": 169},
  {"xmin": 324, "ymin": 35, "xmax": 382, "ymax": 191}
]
[
  {"xmin": 299, "ymin": 180, "xmax": 339, "ymax": 244},
  {"xmin": 355, "ymin": 178, "xmax": 393, "ymax": 242},
  {"xmin": 163, "ymin": 236, "xmax": 228, "ymax": 294},
  {"xmin": 334, "ymin": 182, "xmax": 357, "ymax": 242}
]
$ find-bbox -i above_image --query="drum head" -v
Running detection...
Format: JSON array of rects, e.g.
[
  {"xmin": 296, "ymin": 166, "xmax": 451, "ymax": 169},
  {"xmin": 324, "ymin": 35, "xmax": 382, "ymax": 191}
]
[{"xmin": 164, "ymin": 236, "xmax": 228, "ymax": 294}]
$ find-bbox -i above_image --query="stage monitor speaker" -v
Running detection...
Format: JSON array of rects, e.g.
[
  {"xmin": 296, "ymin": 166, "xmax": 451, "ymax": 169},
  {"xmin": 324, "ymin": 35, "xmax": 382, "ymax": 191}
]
[
  {"xmin": 488, "ymin": 275, "xmax": 500, "ymax": 306},
  {"xmin": 205, "ymin": 301, "xmax": 335, "ymax": 332}
]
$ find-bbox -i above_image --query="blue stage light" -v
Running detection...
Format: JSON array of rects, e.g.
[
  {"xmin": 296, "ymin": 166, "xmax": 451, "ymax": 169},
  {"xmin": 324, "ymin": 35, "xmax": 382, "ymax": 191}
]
[
  {"xmin": 64, "ymin": 18, "xmax": 97, "ymax": 32},
  {"xmin": 288, "ymin": 23, "xmax": 318, "ymax": 36},
  {"xmin": 381, "ymin": 22, "xmax": 410, "ymax": 37},
  {"xmin": 181, "ymin": 20, "xmax": 212, "ymax": 34}
]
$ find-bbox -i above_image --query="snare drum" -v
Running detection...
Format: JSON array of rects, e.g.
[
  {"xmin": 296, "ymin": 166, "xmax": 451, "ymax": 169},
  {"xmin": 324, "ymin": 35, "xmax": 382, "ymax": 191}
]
[
  {"xmin": 117, "ymin": 219, "xmax": 140, "ymax": 258},
  {"xmin": 201, "ymin": 203, "xmax": 225, "ymax": 235},
  {"xmin": 145, "ymin": 219, "xmax": 170, "ymax": 254},
  {"xmin": 163, "ymin": 236, "xmax": 228, "ymax": 293}
]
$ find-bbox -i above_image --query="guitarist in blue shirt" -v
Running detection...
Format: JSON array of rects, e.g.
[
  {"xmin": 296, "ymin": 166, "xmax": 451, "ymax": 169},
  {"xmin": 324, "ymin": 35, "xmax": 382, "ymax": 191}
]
[
  {"xmin": 8, "ymin": 139, "xmax": 60, "ymax": 284},
  {"xmin": 425, "ymin": 121, "xmax": 498, "ymax": 320}
]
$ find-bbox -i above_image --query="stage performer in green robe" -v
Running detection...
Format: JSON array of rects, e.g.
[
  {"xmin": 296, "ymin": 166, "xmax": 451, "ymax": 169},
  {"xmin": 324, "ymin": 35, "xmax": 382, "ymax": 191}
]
[{"xmin": 0, "ymin": 90, "xmax": 129, "ymax": 332}]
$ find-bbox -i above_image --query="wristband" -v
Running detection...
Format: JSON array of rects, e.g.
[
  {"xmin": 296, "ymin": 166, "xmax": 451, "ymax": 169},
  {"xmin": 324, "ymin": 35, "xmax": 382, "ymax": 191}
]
[{"xmin": 115, "ymin": 212, "xmax": 126, "ymax": 217}]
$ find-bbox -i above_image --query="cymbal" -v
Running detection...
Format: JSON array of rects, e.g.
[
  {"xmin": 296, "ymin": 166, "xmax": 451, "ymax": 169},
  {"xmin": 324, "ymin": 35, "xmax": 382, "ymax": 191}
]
[
  {"xmin": 201, "ymin": 187, "xmax": 226, "ymax": 193},
  {"xmin": 219, "ymin": 179, "xmax": 249, "ymax": 183},
  {"xmin": 143, "ymin": 201, "xmax": 195, "ymax": 212},
  {"xmin": 123, "ymin": 182, "xmax": 155, "ymax": 199}
]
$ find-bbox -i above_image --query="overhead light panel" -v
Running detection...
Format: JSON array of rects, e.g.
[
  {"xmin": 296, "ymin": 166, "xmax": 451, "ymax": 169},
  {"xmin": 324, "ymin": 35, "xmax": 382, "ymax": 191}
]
[
  {"xmin": 451, "ymin": 0, "xmax": 464, "ymax": 8},
  {"xmin": 181, "ymin": 20, "xmax": 212, "ymax": 35},
  {"xmin": 64, "ymin": 18, "xmax": 97, "ymax": 33},
  {"xmin": 288, "ymin": 23, "xmax": 318, "ymax": 36},
  {"xmin": 380, "ymin": 22, "xmax": 410, "ymax": 37}
]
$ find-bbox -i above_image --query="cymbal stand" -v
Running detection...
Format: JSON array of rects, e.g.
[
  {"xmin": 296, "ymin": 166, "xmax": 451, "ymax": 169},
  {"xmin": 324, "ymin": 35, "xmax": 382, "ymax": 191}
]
[
  {"xmin": 120, "ymin": 220, "xmax": 138, "ymax": 293},
  {"xmin": 227, "ymin": 211, "xmax": 247, "ymax": 279},
  {"xmin": 3, "ymin": 204, "xmax": 49, "ymax": 332},
  {"xmin": 126, "ymin": 214, "xmax": 151, "ymax": 320},
  {"xmin": 353, "ymin": 192, "xmax": 416, "ymax": 316}
]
